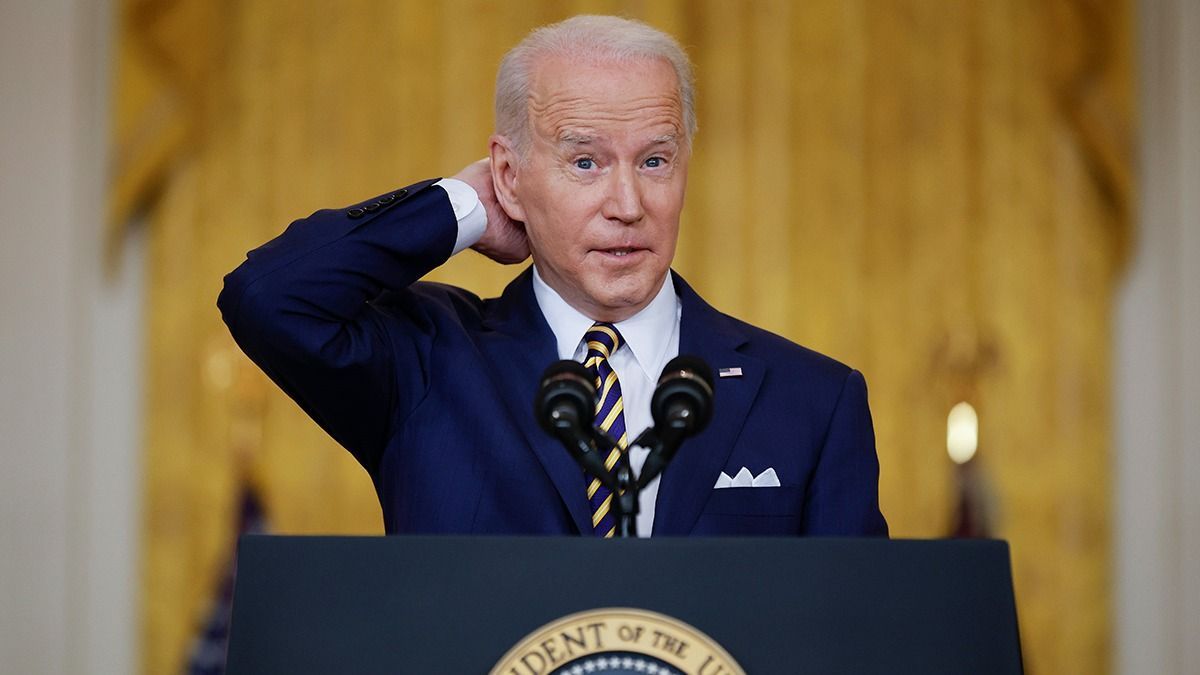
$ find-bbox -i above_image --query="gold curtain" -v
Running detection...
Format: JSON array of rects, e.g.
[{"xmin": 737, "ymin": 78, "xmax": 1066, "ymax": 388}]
[{"xmin": 111, "ymin": 1, "xmax": 1132, "ymax": 673}]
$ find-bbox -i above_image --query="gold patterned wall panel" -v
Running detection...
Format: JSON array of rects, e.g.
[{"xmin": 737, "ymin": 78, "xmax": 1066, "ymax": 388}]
[{"xmin": 112, "ymin": 1, "xmax": 1131, "ymax": 673}]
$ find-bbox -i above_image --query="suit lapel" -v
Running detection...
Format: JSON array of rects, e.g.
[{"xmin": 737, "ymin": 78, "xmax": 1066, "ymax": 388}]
[
  {"xmin": 479, "ymin": 269, "xmax": 591, "ymax": 534},
  {"xmin": 652, "ymin": 274, "xmax": 765, "ymax": 536}
]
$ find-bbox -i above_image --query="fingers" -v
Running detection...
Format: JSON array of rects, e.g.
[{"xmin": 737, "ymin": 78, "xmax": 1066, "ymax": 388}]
[
  {"xmin": 453, "ymin": 157, "xmax": 531, "ymax": 264},
  {"xmin": 472, "ymin": 216, "xmax": 530, "ymax": 264}
]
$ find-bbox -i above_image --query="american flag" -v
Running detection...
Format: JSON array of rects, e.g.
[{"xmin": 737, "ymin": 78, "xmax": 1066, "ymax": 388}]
[{"xmin": 184, "ymin": 483, "xmax": 268, "ymax": 674}]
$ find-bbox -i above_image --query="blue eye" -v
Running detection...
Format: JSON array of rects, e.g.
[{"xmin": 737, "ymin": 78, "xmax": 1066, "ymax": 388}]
[
  {"xmin": 575, "ymin": 158, "xmax": 594, "ymax": 170},
  {"xmin": 645, "ymin": 157, "xmax": 664, "ymax": 168}
]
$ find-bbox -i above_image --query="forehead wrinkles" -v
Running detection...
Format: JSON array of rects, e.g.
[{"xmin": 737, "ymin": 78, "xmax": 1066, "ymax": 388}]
[
  {"xmin": 530, "ymin": 93, "xmax": 684, "ymax": 140},
  {"xmin": 526, "ymin": 54, "xmax": 685, "ymax": 139}
]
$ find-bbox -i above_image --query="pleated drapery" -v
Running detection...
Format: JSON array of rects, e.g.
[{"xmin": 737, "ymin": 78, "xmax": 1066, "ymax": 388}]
[{"xmin": 109, "ymin": 2, "xmax": 1132, "ymax": 673}]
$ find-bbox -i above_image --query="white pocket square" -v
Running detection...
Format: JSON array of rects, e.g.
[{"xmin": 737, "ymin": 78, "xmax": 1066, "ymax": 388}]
[{"xmin": 714, "ymin": 467, "xmax": 780, "ymax": 488}]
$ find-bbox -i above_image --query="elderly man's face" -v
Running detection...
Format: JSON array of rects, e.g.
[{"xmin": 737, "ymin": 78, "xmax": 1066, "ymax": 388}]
[{"xmin": 509, "ymin": 55, "xmax": 689, "ymax": 322}]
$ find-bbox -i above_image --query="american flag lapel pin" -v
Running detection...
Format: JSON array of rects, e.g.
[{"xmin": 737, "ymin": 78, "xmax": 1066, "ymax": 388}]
[{"xmin": 718, "ymin": 367, "xmax": 743, "ymax": 378}]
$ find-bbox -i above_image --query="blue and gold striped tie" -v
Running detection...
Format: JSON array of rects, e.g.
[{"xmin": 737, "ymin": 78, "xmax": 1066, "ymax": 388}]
[{"xmin": 583, "ymin": 322, "xmax": 627, "ymax": 538}]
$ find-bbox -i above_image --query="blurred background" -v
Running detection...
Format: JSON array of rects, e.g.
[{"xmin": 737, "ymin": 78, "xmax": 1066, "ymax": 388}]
[{"xmin": 0, "ymin": 0, "xmax": 1195, "ymax": 673}]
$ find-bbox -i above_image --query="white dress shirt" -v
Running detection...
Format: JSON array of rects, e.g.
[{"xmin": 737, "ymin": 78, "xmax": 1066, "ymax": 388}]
[
  {"xmin": 436, "ymin": 178, "xmax": 682, "ymax": 536},
  {"xmin": 437, "ymin": 178, "xmax": 489, "ymax": 255}
]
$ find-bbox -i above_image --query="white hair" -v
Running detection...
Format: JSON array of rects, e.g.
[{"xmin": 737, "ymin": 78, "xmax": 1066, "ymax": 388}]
[{"xmin": 494, "ymin": 15, "xmax": 697, "ymax": 156}]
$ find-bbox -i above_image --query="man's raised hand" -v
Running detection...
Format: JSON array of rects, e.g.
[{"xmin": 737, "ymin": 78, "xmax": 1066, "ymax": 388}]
[{"xmin": 452, "ymin": 158, "xmax": 530, "ymax": 265}]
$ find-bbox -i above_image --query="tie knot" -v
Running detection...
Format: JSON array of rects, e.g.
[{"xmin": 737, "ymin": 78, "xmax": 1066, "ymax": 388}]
[{"xmin": 584, "ymin": 322, "xmax": 622, "ymax": 360}]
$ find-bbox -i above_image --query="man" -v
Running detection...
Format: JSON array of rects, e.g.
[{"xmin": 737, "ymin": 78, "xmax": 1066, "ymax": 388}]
[{"xmin": 218, "ymin": 15, "xmax": 887, "ymax": 537}]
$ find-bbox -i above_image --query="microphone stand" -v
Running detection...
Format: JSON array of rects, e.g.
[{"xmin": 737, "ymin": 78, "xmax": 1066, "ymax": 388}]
[
  {"xmin": 552, "ymin": 420, "xmax": 696, "ymax": 538},
  {"xmin": 613, "ymin": 462, "xmax": 638, "ymax": 538},
  {"xmin": 586, "ymin": 426, "xmax": 638, "ymax": 538},
  {"xmin": 630, "ymin": 426, "xmax": 684, "ymax": 491},
  {"xmin": 545, "ymin": 425, "xmax": 639, "ymax": 537},
  {"xmin": 550, "ymin": 408, "xmax": 705, "ymax": 538}
]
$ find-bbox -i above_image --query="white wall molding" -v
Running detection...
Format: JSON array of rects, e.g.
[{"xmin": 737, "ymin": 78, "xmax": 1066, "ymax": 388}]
[
  {"xmin": 0, "ymin": 0, "xmax": 136, "ymax": 672},
  {"xmin": 1116, "ymin": 0, "xmax": 1200, "ymax": 672}
]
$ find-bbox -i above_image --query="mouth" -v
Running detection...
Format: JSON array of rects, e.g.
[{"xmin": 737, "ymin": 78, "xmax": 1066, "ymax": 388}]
[{"xmin": 594, "ymin": 246, "xmax": 649, "ymax": 260}]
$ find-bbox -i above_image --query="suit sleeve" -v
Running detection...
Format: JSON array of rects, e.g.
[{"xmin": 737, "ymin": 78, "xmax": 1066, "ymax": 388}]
[
  {"xmin": 801, "ymin": 369, "xmax": 890, "ymax": 536},
  {"xmin": 217, "ymin": 179, "xmax": 457, "ymax": 474}
]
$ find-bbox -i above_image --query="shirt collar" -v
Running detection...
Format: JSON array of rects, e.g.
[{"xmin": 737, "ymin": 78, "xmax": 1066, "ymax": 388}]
[{"xmin": 532, "ymin": 266, "xmax": 678, "ymax": 381}]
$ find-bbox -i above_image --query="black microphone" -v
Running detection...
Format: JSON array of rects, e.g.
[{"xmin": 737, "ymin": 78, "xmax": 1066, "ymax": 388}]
[
  {"xmin": 535, "ymin": 360, "xmax": 615, "ymax": 489},
  {"xmin": 651, "ymin": 355, "xmax": 715, "ymax": 438},
  {"xmin": 535, "ymin": 360, "xmax": 594, "ymax": 435},
  {"xmin": 638, "ymin": 355, "xmax": 715, "ymax": 488}
]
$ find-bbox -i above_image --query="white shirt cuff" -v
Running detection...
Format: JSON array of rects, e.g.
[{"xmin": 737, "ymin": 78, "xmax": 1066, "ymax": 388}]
[{"xmin": 434, "ymin": 178, "xmax": 487, "ymax": 255}]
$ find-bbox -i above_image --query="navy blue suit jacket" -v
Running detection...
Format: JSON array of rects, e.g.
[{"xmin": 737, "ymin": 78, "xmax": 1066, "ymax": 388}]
[{"xmin": 218, "ymin": 179, "xmax": 887, "ymax": 536}]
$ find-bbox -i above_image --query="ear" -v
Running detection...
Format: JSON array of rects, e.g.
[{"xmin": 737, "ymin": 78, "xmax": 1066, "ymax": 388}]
[{"xmin": 489, "ymin": 135, "xmax": 527, "ymax": 222}]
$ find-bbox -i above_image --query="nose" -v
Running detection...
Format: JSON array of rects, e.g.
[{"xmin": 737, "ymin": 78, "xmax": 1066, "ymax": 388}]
[{"xmin": 601, "ymin": 163, "xmax": 645, "ymax": 224}]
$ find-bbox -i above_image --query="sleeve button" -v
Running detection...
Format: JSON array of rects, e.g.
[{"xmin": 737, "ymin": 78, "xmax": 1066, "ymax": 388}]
[{"xmin": 347, "ymin": 208, "xmax": 365, "ymax": 218}]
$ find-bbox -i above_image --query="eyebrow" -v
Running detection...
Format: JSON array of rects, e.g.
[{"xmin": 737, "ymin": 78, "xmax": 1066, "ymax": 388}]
[{"xmin": 557, "ymin": 131, "xmax": 595, "ymax": 145}]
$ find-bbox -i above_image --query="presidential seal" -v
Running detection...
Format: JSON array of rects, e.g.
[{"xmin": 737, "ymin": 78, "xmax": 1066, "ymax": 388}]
[{"xmin": 490, "ymin": 608, "xmax": 745, "ymax": 675}]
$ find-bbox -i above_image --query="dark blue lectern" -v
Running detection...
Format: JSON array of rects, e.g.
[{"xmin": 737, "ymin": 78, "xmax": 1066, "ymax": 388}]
[{"xmin": 226, "ymin": 536, "xmax": 1022, "ymax": 674}]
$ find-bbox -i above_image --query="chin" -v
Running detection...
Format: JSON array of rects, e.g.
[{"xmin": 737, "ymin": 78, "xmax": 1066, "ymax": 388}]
[{"xmin": 587, "ymin": 281, "xmax": 656, "ymax": 318}]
